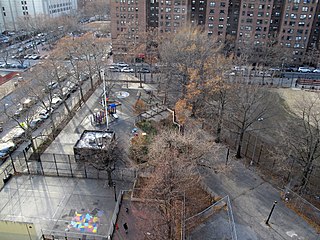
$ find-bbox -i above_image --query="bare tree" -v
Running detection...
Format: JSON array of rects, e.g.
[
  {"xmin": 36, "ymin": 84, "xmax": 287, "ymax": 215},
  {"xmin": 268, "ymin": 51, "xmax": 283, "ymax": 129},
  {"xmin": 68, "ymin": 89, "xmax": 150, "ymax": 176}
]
[
  {"xmin": 37, "ymin": 59, "xmax": 71, "ymax": 115},
  {"xmin": 159, "ymin": 27, "xmax": 221, "ymax": 100},
  {"xmin": 280, "ymin": 93, "xmax": 320, "ymax": 194},
  {"xmin": 201, "ymin": 55, "xmax": 233, "ymax": 143},
  {"xmin": 141, "ymin": 130, "xmax": 213, "ymax": 239},
  {"xmin": 81, "ymin": 138, "xmax": 120, "ymax": 186},
  {"xmin": 226, "ymin": 84, "xmax": 272, "ymax": 158}
]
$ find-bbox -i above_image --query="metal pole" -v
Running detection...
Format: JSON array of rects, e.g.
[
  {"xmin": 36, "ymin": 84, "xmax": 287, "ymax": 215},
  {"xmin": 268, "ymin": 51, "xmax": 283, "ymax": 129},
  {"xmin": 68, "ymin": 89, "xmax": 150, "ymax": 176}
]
[
  {"xmin": 9, "ymin": 154, "xmax": 16, "ymax": 173},
  {"xmin": 113, "ymin": 182, "xmax": 117, "ymax": 202},
  {"xmin": 265, "ymin": 201, "xmax": 277, "ymax": 225},
  {"xmin": 53, "ymin": 154, "xmax": 59, "ymax": 176},
  {"xmin": 225, "ymin": 148, "xmax": 230, "ymax": 166},
  {"xmin": 102, "ymin": 70, "xmax": 109, "ymax": 130}
]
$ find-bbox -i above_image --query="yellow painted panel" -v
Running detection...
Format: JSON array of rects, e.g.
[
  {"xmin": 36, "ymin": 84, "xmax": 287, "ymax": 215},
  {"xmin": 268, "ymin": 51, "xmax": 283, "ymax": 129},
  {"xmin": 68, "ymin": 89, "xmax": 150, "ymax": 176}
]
[{"xmin": 0, "ymin": 220, "xmax": 37, "ymax": 240}]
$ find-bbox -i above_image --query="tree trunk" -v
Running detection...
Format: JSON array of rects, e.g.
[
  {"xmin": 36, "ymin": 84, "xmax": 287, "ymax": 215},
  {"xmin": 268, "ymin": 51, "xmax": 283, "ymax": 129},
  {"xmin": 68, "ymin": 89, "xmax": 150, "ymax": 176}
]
[
  {"xmin": 236, "ymin": 131, "xmax": 244, "ymax": 158},
  {"xmin": 215, "ymin": 103, "xmax": 225, "ymax": 143},
  {"xmin": 299, "ymin": 160, "xmax": 314, "ymax": 194},
  {"xmin": 79, "ymin": 86, "xmax": 84, "ymax": 102},
  {"xmin": 107, "ymin": 168, "xmax": 113, "ymax": 186}
]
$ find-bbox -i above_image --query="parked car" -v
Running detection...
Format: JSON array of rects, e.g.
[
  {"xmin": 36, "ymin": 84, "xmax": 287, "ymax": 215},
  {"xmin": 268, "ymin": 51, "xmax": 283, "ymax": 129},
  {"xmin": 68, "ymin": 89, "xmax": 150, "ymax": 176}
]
[
  {"xmin": 31, "ymin": 55, "xmax": 40, "ymax": 60},
  {"xmin": 109, "ymin": 66, "xmax": 120, "ymax": 72},
  {"xmin": 29, "ymin": 118, "xmax": 43, "ymax": 129},
  {"xmin": 114, "ymin": 62, "xmax": 129, "ymax": 68},
  {"xmin": 51, "ymin": 96, "xmax": 62, "ymax": 109},
  {"xmin": 0, "ymin": 141, "xmax": 16, "ymax": 162},
  {"xmin": 24, "ymin": 54, "xmax": 32, "ymax": 59},
  {"xmin": 138, "ymin": 68, "xmax": 150, "ymax": 73},
  {"xmin": 0, "ymin": 121, "xmax": 3, "ymax": 132},
  {"xmin": 66, "ymin": 81, "xmax": 77, "ymax": 92},
  {"xmin": 38, "ymin": 108, "xmax": 52, "ymax": 120},
  {"xmin": 14, "ymin": 105, "xmax": 25, "ymax": 117},
  {"xmin": 45, "ymin": 82, "xmax": 58, "ymax": 92},
  {"xmin": 121, "ymin": 67, "xmax": 134, "ymax": 73},
  {"xmin": 313, "ymin": 69, "xmax": 320, "ymax": 73},
  {"xmin": 298, "ymin": 67, "xmax": 312, "ymax": 73}
]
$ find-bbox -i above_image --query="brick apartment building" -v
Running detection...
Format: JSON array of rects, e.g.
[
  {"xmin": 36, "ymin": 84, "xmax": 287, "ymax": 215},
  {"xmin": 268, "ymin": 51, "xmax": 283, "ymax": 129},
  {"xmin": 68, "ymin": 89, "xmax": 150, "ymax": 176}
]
[{"xmin": 111, "ymin": 0, "xmax": 320, "ymax": 66}]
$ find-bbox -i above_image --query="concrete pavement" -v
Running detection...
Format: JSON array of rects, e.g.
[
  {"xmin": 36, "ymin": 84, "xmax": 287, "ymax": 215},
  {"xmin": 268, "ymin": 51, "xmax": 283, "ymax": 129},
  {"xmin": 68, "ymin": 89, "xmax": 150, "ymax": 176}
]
[
  {"xmin": 198, "ymin": 145, "xmax": 319, "ymax": 240},
  {"xmin": 0, "ymin": 174, "xmax": 132, "ymax": 238}
]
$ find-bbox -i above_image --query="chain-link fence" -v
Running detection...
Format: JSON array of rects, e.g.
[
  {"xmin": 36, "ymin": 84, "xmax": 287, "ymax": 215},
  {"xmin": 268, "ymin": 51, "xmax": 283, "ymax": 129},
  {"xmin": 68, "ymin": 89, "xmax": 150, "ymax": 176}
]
[
  {"xmin": 283, "ymin": 187, "xmax": 320, "ymax": 228},
  {"xmin": 40, "ymin": 229, "xmax": 108, "ymax": 240},
  {"xmin": 222, "ymin": 128, "xmax": 320, "ymax": 195},
  {"xmin": 10, "ymin": 152, "xmax": 137, "ymax": 182},
  {"xmin": 185, "ymin": 195, "xmax": 237, "ymax": 240}
]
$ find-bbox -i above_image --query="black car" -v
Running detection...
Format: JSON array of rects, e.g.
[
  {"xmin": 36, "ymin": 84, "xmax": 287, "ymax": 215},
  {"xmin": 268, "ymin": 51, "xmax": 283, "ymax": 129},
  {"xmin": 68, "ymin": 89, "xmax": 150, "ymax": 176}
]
[{"xmin": 138, "ymin": 68, "xmax": 150, "ymax": 73}]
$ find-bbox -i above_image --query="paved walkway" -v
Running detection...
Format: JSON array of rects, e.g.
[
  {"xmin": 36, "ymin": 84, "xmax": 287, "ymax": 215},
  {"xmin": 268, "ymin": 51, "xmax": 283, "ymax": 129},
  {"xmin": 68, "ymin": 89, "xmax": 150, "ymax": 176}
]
[{"xmin": 198, "ymin": 144, "xmax": 319, "ymax": 240}]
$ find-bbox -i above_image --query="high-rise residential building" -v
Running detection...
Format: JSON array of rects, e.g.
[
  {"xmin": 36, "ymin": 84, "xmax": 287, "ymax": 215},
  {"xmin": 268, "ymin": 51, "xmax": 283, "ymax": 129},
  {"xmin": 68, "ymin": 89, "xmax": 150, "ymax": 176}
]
[
  {"xmin": 110, "ymin": 0, "xmax": 320, "ymax": 65},
  {"xmin": 204, "ymin": 0, "xmax": 230, "ymax": 42},
  {"xmin": 110, "ymin": 0, "xmax": 146, "ymax": 53},
  {"xmin": 158, "ymin": 0, "xmax": 188, "ymax": 33},
  {"xmin": 0, "ymin": 0, "xmax": 78, "ymax": 32},
  {"xmin": 278, "ymin": 0, "xmax": 320, "ymax": 63}
]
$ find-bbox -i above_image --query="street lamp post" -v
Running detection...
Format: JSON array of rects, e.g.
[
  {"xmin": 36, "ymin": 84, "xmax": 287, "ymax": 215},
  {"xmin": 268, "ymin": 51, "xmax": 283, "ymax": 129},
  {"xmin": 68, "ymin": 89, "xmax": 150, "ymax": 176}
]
[
  {"xmin": 101, "ymin": 70, "xmax": 109, "ymax": 130},
  {"xmin": 113, "ymin": 182, "xmax": 117, "ymax": 202},
  {"xmin": 265, "ymin": 201, "xmax": 277, "ymax": 225}
]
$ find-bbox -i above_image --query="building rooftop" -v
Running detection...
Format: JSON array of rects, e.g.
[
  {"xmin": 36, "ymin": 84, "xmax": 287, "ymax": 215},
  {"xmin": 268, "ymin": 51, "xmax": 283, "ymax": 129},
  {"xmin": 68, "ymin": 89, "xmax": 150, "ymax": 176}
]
[{"xmin": 74, "ymin": 130, "xmax": 115, "ymax": 150}]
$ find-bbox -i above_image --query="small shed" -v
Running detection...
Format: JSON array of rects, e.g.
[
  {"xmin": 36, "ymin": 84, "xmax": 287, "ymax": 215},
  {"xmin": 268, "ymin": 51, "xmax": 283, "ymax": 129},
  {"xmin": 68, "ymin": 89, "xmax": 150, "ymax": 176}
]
[{"xmin": 73, "ymin": 130, "xmax": 115, "ymax": 161}]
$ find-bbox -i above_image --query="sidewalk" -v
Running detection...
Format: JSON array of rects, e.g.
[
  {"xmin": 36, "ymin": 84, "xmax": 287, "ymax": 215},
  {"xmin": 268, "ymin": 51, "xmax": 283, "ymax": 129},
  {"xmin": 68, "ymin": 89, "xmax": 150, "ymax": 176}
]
[{"xmin": 198, "ymin": 144, "xmax": 319, "ymax": 240}]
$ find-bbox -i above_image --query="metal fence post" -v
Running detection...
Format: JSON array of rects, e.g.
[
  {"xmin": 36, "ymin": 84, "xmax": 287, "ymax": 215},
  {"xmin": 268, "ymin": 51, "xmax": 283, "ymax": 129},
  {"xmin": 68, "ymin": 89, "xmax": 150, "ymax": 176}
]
[
  {"xmin": 9, "ymin": 154, "xmax": 16, "ymax": 173},
  {"xmin": 84, "ymin": 163, "xmax": 87, "ymax": 178},
  {"xmin": 39, "ymin": 156, "xmax": 44, "ymax": 175},
  {"xmin": 257, "ymin": 145, "xmax": 263, "ymax": 164},
  {"xmin": 244, "ymin": 134, "xmax": 251, "ymax": 157},
  {"xmin": 68, "ymin": 155, "xmax": 73, "ymax": 178},
  {"xmin": 23, "ymin": 150, "xmax": 30, "ymax": 174},
  {"xmin": 53, "ymin": 154, "xmax": 59, "ymax": 176}
]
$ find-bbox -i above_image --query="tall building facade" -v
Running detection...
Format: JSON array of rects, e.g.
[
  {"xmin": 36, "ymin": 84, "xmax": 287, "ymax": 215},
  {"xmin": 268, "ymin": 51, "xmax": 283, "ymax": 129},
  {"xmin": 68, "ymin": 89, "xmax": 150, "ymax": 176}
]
[
  {"xmin": 0, "ymin": 0, "xmax": 78, "ymax": 32},
  {"xmin": 111, "ymin": 0, "xmax": 320, "ymax": 65}
]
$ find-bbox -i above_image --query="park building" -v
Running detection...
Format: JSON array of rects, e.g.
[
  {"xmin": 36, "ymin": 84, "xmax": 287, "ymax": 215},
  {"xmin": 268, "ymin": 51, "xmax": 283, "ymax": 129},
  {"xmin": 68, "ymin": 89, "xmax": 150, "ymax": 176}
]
[
  {"xmin": 111, "ymin": 0, "xmax": 320, "ymax": 66},
  {"xmin": 0, "ymin": 0, "xmax": 78, "ymax": 32}
]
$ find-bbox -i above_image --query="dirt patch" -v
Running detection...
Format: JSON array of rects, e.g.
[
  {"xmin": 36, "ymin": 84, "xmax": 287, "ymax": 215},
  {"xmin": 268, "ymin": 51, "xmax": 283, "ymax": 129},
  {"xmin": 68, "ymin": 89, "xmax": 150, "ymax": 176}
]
[
  {"xmin": 84, "ymin": 21, "xmax": 110, "ymax": 31},
  {"xmin": 273, "ymin": 88, "xmax": 320, "ymax": 117}
]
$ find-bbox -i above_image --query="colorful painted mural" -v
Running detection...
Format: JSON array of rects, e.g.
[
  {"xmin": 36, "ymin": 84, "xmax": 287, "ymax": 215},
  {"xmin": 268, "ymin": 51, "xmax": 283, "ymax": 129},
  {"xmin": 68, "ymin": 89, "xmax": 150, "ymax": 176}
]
[{"xmin": 68, "ymin": 209, "xmax": 104, "ymax": 233}]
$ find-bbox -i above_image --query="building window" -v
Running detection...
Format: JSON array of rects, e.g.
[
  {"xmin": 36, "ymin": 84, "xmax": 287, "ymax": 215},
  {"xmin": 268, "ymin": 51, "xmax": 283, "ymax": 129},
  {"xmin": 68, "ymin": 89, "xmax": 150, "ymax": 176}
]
[
  {"xmin": 300, "ymin": 14, "xmax": 306, "ymax": 19},
  {"xmin": 209, "ymin": 1, "xmax": 215, "ymax": 7},
  {"xmin": 290, "ymin": 14, "xmax": 297, "ymax": 19}
]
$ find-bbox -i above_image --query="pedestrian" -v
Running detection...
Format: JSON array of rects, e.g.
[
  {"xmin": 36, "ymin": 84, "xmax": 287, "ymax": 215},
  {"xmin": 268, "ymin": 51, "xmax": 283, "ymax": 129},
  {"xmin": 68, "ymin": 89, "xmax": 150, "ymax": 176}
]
[
  {"xmin": 115, "ymin": 223, "xmax": 119, "ymax": 230},
  {"xmin": 123, "ymin": 223, "xmax": 128, "ymax": 234},
  {"xmin": 125, "ymin": 207, "xmax": 129, "ymax": 213}
]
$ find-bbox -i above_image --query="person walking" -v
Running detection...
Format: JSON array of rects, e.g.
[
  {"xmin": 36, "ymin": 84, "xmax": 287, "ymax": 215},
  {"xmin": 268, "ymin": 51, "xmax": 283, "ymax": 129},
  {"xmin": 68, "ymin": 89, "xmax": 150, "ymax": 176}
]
[{"xmin": 123, "ymin": 222, "xmax": 128, "ymax": 234}]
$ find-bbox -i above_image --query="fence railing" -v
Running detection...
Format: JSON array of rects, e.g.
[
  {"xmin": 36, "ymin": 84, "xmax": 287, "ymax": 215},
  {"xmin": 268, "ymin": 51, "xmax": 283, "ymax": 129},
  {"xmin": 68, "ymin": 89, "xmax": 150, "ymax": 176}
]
[
  {"xmin": 283, "ymin": 187, "xmax": 320, "ymax": 228},
  {"xmin": 40, "ymin": 229, "xmax": 108, "ymax": 240},
  {"xmin": 185, "ymin": 195, "xmax": 237, "ymax": 240},
  {"xmin": 107, "ymin": 190, "xmax": 129, "ymax": 239},
  {"xmin": 10, "ymin": 152, "xmax": 137, "ymax": 182}
]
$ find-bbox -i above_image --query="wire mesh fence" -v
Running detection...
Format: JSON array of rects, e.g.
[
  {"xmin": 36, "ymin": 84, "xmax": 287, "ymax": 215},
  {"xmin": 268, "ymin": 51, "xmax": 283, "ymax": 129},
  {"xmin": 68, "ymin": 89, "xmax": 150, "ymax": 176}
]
[
  {"xmin": 41, "ymin": 229, "xmax": 109, "ymax": 240},
  {"xmin": 283, "ymin": 187, "xmax": 320, "ymax": 228},
  {"xmin": 9, "ymin": 151, "xmax": 137, "ymax": 182},
  {"xmin": 185, "ymin": 195, "xmax": 237, "ymax": 240}
]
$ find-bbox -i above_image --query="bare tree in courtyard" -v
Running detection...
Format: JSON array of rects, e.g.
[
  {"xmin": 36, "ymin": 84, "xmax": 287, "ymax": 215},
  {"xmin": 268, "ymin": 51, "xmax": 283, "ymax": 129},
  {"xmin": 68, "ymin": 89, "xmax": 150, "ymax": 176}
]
[
  {"xmin": 142, "ymin": 130, "xmax": 213, "ymax": 239},
  {"xmin": 159, "ymin": 26, "xmax": 222, "ymax": 102}
]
